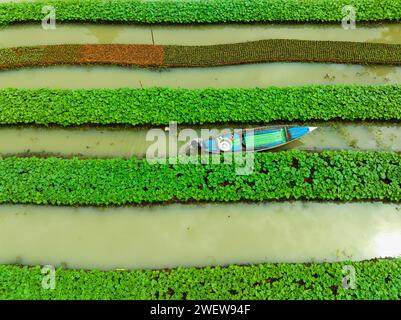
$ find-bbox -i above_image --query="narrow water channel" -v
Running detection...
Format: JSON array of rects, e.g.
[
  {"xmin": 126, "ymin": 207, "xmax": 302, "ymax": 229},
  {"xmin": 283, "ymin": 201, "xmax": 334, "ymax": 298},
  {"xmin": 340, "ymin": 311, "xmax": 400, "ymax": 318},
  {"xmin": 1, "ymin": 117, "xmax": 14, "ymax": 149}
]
[
  {"xmin": 0, "ymin": 63, "xmax": 399, "ymax": 88},
  {"xmin": 2, "ymin": 23, "xmax": 401, "ymax": 48},
  {"xmin": 0, "ymin": 123, "xmax": 399, "ymax": 159},
  {"xmin": 0, "ymin": 202, "xmax": 400, "ymax": 270}
]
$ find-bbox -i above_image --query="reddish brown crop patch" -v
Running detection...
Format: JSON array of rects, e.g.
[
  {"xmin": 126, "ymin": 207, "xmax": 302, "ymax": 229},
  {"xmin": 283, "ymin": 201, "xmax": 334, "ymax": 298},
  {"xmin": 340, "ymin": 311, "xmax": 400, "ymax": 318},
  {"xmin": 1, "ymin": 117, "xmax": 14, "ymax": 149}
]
[
  {"xmin": 80, "ymin": 44, "xmax": 164, "ymax": 67},
  {"xmin": 1, "ymin": 40, "xmax": 401, "ymax": 71},
  {"xmin": 0, "ymin": 44, "xmax": 164, "ymax": 70}
]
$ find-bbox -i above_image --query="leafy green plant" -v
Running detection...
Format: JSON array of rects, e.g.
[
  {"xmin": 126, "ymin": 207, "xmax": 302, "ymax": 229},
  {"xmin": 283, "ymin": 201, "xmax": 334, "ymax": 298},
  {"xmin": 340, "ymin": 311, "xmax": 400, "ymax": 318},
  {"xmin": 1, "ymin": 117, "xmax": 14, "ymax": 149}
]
[
  {"xmin": 1, "ymin": 0, "xmax": 401, "ymax": 25},
  {"xmin": 0, "ymin": 258, "xmax": 400, "ymax": 299},
  {"xmin": 1, "ymin": 86, "xmax": 401, "ymax": 126},
  {"xmin": 0, "ymin": 150, "xmax": 400, "ymax": 205}
]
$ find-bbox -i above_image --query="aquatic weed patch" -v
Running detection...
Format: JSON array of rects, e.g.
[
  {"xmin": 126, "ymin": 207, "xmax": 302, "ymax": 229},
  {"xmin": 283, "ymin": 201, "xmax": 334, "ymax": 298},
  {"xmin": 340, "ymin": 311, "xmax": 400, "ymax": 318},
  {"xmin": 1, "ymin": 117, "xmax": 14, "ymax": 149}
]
[
  {"xmin": 1, "ymin": 86, "xmax": 401, "ymax": 126},
  {"xmin": 0, "ymin": 258, "xmax": 400, "ymax": 299},
  {"xmin": 1, "ymin": 0, "xmax": 401, "ymax": 25},
  {"xmin": 0, "ymin": 150, "xmax": 401, "ymax": 205}
]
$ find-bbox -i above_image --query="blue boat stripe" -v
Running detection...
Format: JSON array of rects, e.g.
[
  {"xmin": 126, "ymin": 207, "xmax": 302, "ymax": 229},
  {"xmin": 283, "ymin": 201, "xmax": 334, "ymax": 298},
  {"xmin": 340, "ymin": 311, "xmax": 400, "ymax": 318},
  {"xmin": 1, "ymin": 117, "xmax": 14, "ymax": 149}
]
[{"xmin": 288, "ymin": 127, "xmax": 309, "ymax": 140}]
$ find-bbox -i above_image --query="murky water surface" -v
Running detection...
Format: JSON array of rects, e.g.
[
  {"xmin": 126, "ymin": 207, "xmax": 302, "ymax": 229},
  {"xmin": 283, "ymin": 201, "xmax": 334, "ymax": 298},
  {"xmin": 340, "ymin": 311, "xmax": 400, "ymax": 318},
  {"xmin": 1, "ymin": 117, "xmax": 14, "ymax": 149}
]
[
  {"xmin": 2, "ymin": 23, "xmax": 401, "ymax": 47},
  {"xmin": 0, "ymin": 123, "xmax": 399, "ymax": 158},
  {"xmin": 0, "ymin": 202, "xmax": 400, "ymax": 270},
  {"xmin": 0, "ymin": 63, "xmax": 399, "ymax": 88}
]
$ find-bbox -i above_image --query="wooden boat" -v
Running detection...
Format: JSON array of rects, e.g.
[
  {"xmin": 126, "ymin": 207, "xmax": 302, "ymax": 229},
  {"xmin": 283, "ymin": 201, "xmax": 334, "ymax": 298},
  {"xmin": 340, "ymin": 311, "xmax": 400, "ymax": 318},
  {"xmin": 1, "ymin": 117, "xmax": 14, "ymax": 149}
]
[{"xmin": 190, "ymin": 126, "xmax": 317, "ymax": 154}]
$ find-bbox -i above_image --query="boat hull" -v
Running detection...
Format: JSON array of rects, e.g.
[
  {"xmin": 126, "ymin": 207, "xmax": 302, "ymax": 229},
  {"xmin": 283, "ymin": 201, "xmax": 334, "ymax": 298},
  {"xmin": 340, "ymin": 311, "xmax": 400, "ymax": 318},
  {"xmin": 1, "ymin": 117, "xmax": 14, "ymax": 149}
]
[{"xmin": 198, "ymin": 126, "xmax": 316, "ymax": 154}]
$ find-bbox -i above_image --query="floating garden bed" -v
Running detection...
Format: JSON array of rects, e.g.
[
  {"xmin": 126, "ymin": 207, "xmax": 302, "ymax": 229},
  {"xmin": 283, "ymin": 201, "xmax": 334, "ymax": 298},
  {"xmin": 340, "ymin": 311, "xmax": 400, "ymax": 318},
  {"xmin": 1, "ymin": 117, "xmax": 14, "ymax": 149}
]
[
  {"xmin": 1, "ymin": 0, "xmax": 401, "ymax": 25},
  {"xmin": 1, "ymin": 86, "xmax": 401, "ymax": 126},
  {"xmin": 1, "ymin": 258, "xmax": 400, "ymax": 299},
  {"xmin": 2, "ymin": 40, "xmax": 401, "ymax": 70},
  {"xmin": 0, "ymin": 150, "xmax": 401, "ymax": 205}
]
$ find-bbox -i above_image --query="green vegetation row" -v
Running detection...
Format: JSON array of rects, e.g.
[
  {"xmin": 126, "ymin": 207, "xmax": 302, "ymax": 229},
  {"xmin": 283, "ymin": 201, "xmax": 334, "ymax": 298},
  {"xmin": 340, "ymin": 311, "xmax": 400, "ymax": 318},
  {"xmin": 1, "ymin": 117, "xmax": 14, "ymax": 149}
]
[
  {"xmin": 1, "ymin": 86, "xmax": 401, "ymax": 126},
  {"xmin": 164, "ymin": 40, "xmax": 401, "ymax": 67},
  {"xmin": 1, "ymin": 0, "xmax": 401, "ymax": 25},
  {"xmin": 1, "ymin": 150, "xmax": 401, "ymax": 205},
  {"xmin": 1, "ymin": 258, "xmax": 400, "ymax": 299}
]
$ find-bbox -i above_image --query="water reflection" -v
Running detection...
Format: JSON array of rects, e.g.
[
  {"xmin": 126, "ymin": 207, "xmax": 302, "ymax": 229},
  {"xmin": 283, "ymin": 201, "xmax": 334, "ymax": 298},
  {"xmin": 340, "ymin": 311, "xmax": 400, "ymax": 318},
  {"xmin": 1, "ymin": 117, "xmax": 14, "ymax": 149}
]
[{"xmin": 374, "ymin": 232, "xmax": 401, "ymax": 258}]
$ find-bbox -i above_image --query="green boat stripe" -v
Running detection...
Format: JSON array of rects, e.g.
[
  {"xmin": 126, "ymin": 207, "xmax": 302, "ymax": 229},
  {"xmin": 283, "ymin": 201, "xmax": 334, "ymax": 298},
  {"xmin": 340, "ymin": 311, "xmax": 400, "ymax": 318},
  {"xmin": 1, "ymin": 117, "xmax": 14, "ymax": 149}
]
[{"xmin": 245, "ymin": 130, "xmax": 286, "ymax": 147}]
